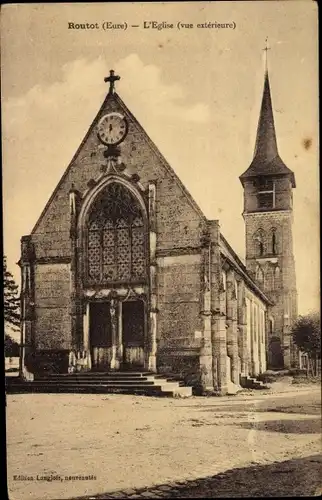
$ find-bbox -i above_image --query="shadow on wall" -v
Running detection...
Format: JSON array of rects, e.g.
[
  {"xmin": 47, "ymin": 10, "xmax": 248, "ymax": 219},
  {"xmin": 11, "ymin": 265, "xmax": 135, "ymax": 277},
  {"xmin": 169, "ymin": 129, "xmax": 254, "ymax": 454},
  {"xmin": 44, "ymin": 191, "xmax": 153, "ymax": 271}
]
[{"xmin": 68, "ymin": 454, "xmax": 322, "ymax": 498}]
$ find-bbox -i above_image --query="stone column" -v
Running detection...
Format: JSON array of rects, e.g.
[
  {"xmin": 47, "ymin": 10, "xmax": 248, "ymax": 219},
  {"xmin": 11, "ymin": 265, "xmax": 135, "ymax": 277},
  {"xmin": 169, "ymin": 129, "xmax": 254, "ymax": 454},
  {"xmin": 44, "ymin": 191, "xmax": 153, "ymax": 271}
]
[
  {"xmin": 237, "ymin": 281, "xmax": 248, "ymax": 376},
  {"xmin": 257, "ymin": 308, "xmax": 264, "ymax": 373},
  {"xmin": 226, "ymin": 269, "xmax": 239, "ymax": 385},
  {"xmin": 213, "ymin": 275, "xmax": 229, "ymax": 395},
  {"xmin": 109, "ymin": 298, "xmax": 119, "ymax": 370},
  {"xmin": 83, "ymin": 301, "xmax": 90, "ymax": 351},
  {"xmin": 250, "ymin": 299, "xmax": 255, "ymax": 375},
  {"xmin": 147, "ymin": 182, "xmax": 157, "ymax": 372},
  {"xmin": 208, "ymin": 221, "xmax": 228, "ymax": 394},
  {"xmin": 69, "ymin": 187, "xmax": 79, "ymax": 351},
  {"xmin": 20, "ymin": 236, "xmax": 35, "ymax": 381},
  {"xmin": 117, "ymin": 301, "xmax": 123, "ymax": 366},
  {"xmin": 199, "ymin": 226, "xmax": 213, "ymax": 391}
]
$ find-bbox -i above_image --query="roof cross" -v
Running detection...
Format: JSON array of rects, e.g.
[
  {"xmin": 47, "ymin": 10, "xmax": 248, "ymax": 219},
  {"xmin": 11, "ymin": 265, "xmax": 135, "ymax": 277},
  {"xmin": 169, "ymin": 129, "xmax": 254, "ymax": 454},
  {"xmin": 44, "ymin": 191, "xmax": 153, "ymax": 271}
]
[
  {"xmin": 263, "ymin": 37, "xmax": 271, "ymax": 71},
  {"xmin": 104, "ymin": 70, "xmax": 120, "ymax": 94}
]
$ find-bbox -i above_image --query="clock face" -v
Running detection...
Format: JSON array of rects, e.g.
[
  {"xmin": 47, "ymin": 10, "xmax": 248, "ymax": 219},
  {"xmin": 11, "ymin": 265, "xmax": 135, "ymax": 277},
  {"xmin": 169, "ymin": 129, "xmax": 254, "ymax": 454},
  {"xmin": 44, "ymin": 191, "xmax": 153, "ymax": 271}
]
[{"xmin": 97, "ymin": 112, "xmax": 128, "ymax": 145}]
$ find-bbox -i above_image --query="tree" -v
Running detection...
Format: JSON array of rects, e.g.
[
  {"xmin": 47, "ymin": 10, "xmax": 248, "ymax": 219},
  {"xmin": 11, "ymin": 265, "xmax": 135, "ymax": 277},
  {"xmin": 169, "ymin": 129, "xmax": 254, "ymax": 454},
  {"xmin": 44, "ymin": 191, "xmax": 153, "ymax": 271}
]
[
  {"xmin": 4, "ymin": 256, "xmax": 20, "ymax": 330},
  {"xmin": 291, "ymin": 312, "xmax": 321, "ymax": 375}
]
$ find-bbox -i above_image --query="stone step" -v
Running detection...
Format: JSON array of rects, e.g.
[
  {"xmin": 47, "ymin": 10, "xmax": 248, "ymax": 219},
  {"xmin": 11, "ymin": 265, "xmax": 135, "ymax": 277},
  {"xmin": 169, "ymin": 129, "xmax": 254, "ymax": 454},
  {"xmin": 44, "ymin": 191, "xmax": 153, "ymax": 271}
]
[
  {"xmin": 29, "ymin": 379, "xmax": 182, "ymax": 390},
  {"xmin": 6, "ymin": 381, "xmax": 192, "ymax": 397},
  {"xmin": 35, "ymin": 375, "xmax": 183, "ymax": 385},
  {"xmin": 36, "ymin": 372, "xmax": 187, "ymax": 385},
  {"xmin": 240, "ymin": 375, "xmax": 268, "ymax": 390},
  {"xmin": 36, "ymin": 376, "xmax": 155, "ymax": 383}
]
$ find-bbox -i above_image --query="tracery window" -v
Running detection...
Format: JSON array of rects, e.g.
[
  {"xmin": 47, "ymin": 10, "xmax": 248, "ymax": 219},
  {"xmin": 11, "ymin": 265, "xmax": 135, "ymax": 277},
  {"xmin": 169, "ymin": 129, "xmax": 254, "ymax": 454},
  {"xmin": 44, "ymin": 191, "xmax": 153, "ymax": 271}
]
[{"xmin": 87, "ymin": 183, "xmax": 146, "ymax": 283}]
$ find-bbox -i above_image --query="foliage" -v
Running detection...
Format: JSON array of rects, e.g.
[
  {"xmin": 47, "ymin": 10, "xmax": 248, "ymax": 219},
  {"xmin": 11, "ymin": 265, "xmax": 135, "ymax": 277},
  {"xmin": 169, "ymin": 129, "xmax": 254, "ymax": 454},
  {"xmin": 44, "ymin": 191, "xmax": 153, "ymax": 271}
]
[
  {"xmin": 4, "ymin": 256, "xmax": 20, "ymax": 330},
  {"xmin": 291, "ymin": 312, "xmax": 321, "ymax": 358}
]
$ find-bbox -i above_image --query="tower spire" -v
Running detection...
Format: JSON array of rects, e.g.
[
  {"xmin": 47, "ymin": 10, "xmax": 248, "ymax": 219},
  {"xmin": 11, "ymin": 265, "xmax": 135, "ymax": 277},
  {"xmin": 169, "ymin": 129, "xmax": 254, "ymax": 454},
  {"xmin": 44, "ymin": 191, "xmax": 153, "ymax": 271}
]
[
  {"xmin": 253, "ymin": 66, "xmax": 278, "ymax": 162},
  {"xmin": 239, "ymin": 43, "xmax": 296, "ymax": 187}
]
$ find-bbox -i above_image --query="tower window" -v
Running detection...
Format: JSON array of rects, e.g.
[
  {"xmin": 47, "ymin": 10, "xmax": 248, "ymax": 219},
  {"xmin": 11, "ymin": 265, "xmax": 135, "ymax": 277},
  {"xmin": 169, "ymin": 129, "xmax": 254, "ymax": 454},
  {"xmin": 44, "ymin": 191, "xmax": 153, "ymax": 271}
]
[
  {"xmin": 272, "ymin": 229, "xmax": 278, "ymax": 255},
  {"xmin": 253, "ymin": 228, "xmax": 265, "ymax": 256},
  {"xmin": 266, "ymin": 266, "xmax": 275, "ymax": 290},
  {"xmin": 259, "ymin": 178, "xmax": 273, "ymax": 190},
  {"xmin": 255, "ymin": 265, "xmax": 264, "ymax": 284},
  {"xmin": 258, "ymin": 192, "xmax": 274, "ymax": 208},
  {"xmin": 257, "ymin": 178, "xmax": 275, "ymax": 209}
]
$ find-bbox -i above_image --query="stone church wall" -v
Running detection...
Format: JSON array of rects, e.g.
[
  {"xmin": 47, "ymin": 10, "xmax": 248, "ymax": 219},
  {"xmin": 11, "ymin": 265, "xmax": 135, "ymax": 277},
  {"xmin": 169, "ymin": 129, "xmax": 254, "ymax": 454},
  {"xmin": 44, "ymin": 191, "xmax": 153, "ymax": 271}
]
[
  {"xmin": 156, "ymin": 254, "xmax": 203, "ymax": 385},
  {"xmin": 33, "ymin": 263, "xmax": 71, "ymax": 349},
  {"xmin": 157, "ymin": 254, "xmax": 202, "ymax": 345}
]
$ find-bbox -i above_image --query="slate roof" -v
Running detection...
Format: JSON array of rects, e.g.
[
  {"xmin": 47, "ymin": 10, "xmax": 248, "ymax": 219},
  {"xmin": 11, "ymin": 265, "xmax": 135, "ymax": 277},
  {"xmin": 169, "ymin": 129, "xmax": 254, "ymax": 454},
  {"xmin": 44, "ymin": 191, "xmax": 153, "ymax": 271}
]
[{"xmin": 240, "ymin": 71, "xmax": 296, "ymax": 188}]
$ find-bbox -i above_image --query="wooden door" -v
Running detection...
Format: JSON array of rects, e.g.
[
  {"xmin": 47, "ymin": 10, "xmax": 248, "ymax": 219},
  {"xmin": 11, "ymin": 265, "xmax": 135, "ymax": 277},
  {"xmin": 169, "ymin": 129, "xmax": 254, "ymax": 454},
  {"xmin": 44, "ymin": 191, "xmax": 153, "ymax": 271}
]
[
  {"xmin": 90, "ymin": 302, "xmax": 112, "ymax": 371},
  {"xmin": 122, "ymin": 300, "xmax": 145, "ymax": 369}
]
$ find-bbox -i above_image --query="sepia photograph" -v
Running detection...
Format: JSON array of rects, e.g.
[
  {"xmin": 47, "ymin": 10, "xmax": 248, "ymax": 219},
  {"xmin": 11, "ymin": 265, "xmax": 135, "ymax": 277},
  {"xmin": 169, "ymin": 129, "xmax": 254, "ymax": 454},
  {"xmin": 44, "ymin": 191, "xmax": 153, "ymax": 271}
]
[{"xmin": 2, "ymin": 2, "xmax": 320, "ymax": 499}]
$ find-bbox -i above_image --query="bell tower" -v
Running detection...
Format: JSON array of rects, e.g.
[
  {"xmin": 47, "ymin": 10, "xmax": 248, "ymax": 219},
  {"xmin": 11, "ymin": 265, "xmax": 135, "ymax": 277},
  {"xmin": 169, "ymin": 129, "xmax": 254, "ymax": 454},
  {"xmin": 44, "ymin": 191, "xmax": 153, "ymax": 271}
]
[{"xmin": 240, "ymin": 57, "xmax": 298, "ymax": 369}]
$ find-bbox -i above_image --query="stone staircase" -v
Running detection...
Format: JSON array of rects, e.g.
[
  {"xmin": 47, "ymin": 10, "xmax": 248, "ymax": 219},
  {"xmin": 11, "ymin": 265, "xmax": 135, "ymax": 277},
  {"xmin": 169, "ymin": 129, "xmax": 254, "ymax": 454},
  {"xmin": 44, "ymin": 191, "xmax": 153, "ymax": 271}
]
[
  {"xmin": 240, "ymin": 374, "xmax": 269, "ymax": 390},
  {"xmin": 6, "ymin": 371, "xmax": 192, "ymax": 398}
]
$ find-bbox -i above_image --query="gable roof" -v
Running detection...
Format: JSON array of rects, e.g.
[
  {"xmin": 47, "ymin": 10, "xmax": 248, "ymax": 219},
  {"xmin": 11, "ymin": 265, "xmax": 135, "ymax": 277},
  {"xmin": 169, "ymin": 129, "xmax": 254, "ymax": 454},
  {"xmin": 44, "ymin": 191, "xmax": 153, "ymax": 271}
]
[{"xmin": 31, "ymin": 89, "xmax": 206, "ymax": 234}]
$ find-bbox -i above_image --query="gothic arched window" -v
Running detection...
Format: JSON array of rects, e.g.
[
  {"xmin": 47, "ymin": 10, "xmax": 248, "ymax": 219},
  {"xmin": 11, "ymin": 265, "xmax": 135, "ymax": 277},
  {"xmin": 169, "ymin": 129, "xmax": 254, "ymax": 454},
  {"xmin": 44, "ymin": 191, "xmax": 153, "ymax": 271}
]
[
  {"xmin": 271, "ymin": 228, "xmax": 278, "ymax": 255},
  {"xmin": 87, "ymin": 183, "xmax": 146, "ymax": 283},
  {"xmin": 265, "ymin": 265, "xmax": 275, "ymax": 290},
  {"xmin": 253, "ymin": 229, "xmax": 265, "ymax": 256},
  {"xmin": 255, "ymin": 265, "xmax": 264, "ymax": 285},
  {"xmin": 275, "ymin": 265, "xmax": 280, "ymax": 280}
]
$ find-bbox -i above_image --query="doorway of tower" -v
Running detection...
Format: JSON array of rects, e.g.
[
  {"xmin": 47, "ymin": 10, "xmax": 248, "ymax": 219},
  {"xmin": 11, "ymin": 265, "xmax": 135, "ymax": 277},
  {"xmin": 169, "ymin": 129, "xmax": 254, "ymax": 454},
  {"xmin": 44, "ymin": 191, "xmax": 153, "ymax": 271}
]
[
  {"xmin": 268, "ymin": 336, "xmax": 284, "ymax": 369},
  {"xmin": 89, "ymin": 301, "xmax": 112, "ymax": 371},
  {"xmin": 121, "ymin": 299, "xmax": 145, "ymax": 370}
]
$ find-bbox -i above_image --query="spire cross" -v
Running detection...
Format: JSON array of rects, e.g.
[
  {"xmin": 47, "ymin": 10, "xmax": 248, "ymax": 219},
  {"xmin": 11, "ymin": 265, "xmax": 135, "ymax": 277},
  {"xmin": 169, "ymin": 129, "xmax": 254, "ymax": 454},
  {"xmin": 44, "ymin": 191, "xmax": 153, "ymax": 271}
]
[
  {"xmin": 263, "ymin": 37, "xmax": 271, "ymax": 71},
  {"xmin": 104, "ymin": 70, "xmax": 120, "ymax": 94}
]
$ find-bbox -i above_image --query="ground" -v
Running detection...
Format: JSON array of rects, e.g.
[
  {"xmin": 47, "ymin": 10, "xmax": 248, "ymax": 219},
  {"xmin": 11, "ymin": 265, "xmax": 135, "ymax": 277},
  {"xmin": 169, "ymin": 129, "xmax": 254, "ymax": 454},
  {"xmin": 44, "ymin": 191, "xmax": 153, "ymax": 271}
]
[{"xmin": 6, "ymin": 382, "xmax": 321, "ymax": 500}]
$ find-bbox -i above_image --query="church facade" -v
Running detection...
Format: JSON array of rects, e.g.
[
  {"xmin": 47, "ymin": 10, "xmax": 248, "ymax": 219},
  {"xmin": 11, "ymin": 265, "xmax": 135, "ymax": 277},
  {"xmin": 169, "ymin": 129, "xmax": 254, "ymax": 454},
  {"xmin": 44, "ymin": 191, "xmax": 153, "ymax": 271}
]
[{"xmin": 19, "ymin": 66, "xmax": 298, "ymax": 394}]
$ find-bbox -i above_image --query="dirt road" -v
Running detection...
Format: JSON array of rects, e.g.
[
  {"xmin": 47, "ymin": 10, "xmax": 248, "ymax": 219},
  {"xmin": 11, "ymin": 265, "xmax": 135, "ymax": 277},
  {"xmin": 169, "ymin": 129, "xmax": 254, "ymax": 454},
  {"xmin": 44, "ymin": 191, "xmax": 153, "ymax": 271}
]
[{"xmin": 6, "ymin": 386, "xmax": 321, "ymax": 499}]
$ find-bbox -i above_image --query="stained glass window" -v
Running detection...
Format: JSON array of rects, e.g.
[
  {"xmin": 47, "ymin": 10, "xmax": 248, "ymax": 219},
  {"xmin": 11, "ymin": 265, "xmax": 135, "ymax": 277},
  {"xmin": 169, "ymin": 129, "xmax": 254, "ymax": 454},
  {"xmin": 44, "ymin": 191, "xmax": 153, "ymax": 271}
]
[{"xmin": 87, "ymin": 184, "xmax": 146, "ymax": 283}]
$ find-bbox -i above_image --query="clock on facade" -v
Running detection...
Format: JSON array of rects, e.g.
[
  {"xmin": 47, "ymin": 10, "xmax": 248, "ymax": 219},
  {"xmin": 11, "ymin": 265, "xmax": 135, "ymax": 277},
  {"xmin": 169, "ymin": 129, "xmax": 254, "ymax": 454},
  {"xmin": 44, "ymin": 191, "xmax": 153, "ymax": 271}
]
[{"xmin": 97, "ymin": 112, "xmax": 128, "ymax": 146}]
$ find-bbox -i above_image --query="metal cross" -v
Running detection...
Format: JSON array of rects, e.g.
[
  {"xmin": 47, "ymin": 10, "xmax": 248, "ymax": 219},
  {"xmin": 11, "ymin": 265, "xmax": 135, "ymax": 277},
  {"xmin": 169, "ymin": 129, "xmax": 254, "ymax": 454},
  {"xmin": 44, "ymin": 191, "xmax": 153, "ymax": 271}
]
[
  {"xmin": 263, "ymin": 37, "xmax": 271, "ymax": 71},
  {"xmin": 104, "ymin": 70, "xmax": 120, "ymax": 94}
]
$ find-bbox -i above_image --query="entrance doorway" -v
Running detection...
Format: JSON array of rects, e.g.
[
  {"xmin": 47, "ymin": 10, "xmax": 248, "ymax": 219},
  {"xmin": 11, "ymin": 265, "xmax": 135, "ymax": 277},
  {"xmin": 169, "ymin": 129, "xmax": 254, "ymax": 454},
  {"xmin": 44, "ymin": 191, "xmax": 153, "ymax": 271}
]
[
  {"xmin": 90, "ymin": 302, "xmax": 112, "ymax": 371},
  {"xmin": 122, "ymin": 300, "xmax": 145, "ymax": 369},
  {"xmin": 269, "ymin": 336, "xmax": 284, "ymax": 369}
]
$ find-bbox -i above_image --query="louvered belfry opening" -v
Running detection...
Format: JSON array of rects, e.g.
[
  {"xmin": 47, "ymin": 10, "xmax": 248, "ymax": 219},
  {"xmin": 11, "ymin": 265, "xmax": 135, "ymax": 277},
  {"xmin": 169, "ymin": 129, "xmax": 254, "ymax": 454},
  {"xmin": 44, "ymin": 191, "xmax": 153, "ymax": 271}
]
[{"xmin": 86, "ymin": 183, "xmax": 146, "ymax": 285}]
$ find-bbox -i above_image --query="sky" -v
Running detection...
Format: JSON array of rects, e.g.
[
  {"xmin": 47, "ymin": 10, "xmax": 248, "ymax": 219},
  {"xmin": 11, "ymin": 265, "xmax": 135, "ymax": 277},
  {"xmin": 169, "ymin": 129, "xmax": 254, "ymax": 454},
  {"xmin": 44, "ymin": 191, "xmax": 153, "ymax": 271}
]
[{"xmin": 1, "ymin": 2, "xmax": 319, "ymax": 321}]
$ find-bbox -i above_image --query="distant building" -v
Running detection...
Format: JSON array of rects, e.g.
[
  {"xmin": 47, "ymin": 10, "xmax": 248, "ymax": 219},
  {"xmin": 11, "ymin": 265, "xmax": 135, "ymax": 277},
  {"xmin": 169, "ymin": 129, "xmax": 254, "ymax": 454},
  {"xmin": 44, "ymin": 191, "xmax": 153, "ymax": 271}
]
[{"xmin": 19, "ymin": 63, "xmax": 298, "ymax": 393}]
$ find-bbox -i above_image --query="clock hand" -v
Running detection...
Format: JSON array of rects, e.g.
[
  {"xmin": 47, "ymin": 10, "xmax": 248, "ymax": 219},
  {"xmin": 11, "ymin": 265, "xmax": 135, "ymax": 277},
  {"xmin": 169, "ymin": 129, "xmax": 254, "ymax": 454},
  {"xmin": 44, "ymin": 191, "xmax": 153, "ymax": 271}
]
[{"xmin": 109, "ymin": 124, "xmax": 113, "ymax": 132}]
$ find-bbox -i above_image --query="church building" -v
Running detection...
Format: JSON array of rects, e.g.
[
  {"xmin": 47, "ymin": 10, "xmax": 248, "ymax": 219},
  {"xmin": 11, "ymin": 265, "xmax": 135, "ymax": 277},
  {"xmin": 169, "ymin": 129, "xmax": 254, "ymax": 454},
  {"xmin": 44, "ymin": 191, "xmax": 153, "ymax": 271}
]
[{"xmin": 19, "ymin": 63, "xmax": 298, "ymax": 394}]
